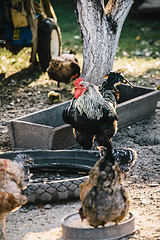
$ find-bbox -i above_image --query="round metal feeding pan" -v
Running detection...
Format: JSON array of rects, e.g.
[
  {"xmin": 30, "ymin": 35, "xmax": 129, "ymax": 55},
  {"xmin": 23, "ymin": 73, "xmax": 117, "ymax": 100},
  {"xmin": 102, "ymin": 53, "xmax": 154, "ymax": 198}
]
[
  {"xmin": 61, "ymin": 212, "xmax": 136, "ymax": 240},
  {"xmin": 0, "ymin": 150, "xmax": 100, "ymax": 204}
]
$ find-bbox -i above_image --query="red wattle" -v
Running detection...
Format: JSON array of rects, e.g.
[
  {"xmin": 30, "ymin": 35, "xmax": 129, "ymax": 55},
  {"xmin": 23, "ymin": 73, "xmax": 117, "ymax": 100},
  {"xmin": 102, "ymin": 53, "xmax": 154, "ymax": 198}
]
[{"xmin": 74, "ymin": 87, "xmax": 87, "ymax": 99}]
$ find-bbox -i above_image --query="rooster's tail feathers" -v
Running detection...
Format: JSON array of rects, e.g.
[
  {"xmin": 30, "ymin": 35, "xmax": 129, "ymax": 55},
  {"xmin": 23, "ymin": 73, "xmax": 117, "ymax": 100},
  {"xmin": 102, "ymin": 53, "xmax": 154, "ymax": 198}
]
[
  {"xmin": 113, "ymin": 148, "xmax": 137, "ymax": 172},
  {"xmin": 103, "ymin": 72, "xmax": 132, "ymax": 90}
]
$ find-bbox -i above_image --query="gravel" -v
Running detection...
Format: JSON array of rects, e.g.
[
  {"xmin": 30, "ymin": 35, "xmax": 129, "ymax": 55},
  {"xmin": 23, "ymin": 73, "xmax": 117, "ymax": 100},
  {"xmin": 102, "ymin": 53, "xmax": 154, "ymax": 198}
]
[{"xmin": 0, "ymin": 81, "xmax": 160, "ymax": 239}]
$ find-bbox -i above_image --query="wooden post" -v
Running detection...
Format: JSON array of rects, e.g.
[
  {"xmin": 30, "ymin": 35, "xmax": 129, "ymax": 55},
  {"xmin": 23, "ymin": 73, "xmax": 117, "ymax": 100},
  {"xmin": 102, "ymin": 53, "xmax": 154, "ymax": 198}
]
[{"xmin": 25, "ymin": 0, "xmax": 38, "ymax": 66}]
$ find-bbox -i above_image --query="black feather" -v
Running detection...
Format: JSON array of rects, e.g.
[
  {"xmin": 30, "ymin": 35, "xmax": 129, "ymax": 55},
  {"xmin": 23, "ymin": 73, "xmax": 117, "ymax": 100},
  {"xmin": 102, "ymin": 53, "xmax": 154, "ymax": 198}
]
[{"xmin": 13, "ymin": 154, "xmax": 34, "ymax": 184}]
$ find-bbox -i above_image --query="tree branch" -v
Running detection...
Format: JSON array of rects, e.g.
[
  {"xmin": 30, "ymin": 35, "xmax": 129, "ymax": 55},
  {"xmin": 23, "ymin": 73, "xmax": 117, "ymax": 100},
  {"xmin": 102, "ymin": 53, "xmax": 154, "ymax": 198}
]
[{"xmin": 105, "ymin": 0, "xmax": 133, "ymax": 25}]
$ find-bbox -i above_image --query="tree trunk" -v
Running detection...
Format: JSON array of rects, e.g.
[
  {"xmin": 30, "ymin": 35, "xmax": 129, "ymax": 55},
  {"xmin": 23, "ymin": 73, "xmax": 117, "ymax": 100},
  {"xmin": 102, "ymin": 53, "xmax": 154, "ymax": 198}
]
[{"xmin": 73, "ymin": 0, "xmax": 133, "ymax": 85}]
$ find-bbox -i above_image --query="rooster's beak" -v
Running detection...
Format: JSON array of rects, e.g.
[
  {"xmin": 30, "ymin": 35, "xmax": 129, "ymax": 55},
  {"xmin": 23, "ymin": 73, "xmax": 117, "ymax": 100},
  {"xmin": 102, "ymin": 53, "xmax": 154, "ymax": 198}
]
[
  {"xmin": 104, "ymin": 75, "xmax": 108, "ymax": 79},
  {"xmin": 123, "ymin": 78, "xmax": 133, "ymax": 88}
]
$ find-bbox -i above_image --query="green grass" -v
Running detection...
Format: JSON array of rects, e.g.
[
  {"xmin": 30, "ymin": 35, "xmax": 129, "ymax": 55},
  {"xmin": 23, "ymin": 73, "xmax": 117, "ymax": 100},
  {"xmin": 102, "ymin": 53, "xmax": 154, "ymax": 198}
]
[
  {"xmin": 117, "ymin": 14, "xmax": 160, "ymax": 58},
  {"xmin": 0, "ymin": 1, "xmax": 160, "ymax": 88},
  {"xmin": 0, "ymin": 48, "xmax": 31, "ymax": 73},
  {"xmin": 53, "ymin": 1, "xmax": 160, "ymax": 59}
]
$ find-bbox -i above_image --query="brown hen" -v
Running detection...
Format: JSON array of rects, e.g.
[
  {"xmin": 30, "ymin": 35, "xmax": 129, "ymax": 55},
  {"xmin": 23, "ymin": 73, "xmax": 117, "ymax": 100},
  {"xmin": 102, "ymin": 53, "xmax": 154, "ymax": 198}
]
[
  {"xmin": 47, "ymin": 53, "xmax": 80, "ymax": 88},
  {"xmin": 0, "ymin": 154, "xmax": 33, "ymax": 239},
  {"xmin": 79, "ymin": 146, "xmax": 136, "ymax": 227}
]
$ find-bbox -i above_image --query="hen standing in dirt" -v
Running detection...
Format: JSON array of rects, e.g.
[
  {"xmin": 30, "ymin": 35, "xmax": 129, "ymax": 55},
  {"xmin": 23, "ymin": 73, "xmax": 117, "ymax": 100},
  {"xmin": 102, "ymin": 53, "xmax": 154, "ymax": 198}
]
[
  {"xmin": 0, "ymin": 154, "xmax": 33, "ymax": 240},
  {"xmin": 47, "ymin": 53, "xmax": 80, "ymax": 88},
  {"xmin": 63, "ymin": 72, "xmax": 132, "ymax": 151},
  {"xmin": 79, "ymin": 146, "xmax": 134, "ymax": 227}
]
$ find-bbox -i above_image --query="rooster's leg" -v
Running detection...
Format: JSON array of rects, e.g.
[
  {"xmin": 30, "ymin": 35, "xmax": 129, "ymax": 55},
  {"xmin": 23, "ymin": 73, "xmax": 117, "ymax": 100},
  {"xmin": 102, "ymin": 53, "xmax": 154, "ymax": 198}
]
[
  {"xmin": 73, "ymin": 129, "xmax": 94, "ymax": 150},
  {"xmin": 57, "ymin": 82, "xmax": 60, "ymax": 88},
  {"xmin": 0, "ymin": 213, "xmax": 7, "ymax": 240},
  {"xmin": 95, "ymin": 124, "xmax": 116, "ymax": 152}
]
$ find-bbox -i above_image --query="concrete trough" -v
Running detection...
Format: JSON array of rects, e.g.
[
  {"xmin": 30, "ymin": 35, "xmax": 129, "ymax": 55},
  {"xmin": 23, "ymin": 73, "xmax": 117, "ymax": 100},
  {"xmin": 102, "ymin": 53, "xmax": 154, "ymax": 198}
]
[{"xmin": 8, "ymin": 85, "xmax": 160, "ymax": 150}]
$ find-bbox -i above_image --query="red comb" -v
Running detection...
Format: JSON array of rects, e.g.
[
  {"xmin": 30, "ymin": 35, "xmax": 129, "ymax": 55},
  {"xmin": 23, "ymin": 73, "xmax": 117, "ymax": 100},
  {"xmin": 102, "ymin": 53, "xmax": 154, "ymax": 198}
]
[{"xmin": 74, "ymin": 77, "xmax": 83, "ymax": 86}]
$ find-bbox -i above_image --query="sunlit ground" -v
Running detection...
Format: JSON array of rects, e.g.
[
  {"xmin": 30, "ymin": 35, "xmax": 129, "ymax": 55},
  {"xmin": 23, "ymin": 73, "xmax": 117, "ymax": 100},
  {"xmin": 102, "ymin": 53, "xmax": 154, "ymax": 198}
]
[
  {"xmin": 22, "ymin": 228, "xmax": 62, "ymax": 240},
  {"xmin": 1, "ymin": 50, "xmax": 160, "ymax": 91}
]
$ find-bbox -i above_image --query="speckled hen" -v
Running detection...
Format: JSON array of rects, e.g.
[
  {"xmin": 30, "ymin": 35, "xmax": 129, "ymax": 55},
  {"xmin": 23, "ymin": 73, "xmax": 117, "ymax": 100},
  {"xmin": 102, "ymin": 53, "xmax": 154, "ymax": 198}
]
[{"xmin": 79, "ymin": 146, "xmax": 136, "ymax": 227}]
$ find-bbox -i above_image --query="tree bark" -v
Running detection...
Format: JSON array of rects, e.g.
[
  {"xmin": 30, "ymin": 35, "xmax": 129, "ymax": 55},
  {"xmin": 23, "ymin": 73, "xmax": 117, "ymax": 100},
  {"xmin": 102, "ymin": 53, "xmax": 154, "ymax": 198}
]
[{"xmin": 73, "ymin": 0, "xmax": 133, "ymax": 85}]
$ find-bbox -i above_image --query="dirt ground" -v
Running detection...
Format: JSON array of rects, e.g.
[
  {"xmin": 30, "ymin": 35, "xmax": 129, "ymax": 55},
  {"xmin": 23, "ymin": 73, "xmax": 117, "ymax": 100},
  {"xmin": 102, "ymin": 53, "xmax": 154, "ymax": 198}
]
[{"xmin": 0, "ymin": 69, "xmax": 160, "ymax": 240}]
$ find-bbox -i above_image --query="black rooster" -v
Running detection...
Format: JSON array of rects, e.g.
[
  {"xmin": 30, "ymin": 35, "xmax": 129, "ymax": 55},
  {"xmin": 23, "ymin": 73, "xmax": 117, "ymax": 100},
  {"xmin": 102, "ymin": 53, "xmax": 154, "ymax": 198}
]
[{"xmin": 63, "ymin": 72, "xmax": 132, "ymax": 151}]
